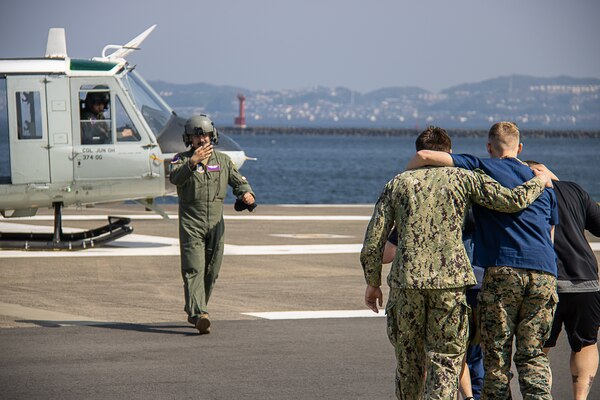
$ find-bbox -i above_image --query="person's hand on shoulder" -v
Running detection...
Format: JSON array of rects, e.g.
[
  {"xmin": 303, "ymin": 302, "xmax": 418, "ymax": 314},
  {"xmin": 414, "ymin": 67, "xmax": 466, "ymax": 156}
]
[
  {"xmin": 533, "ymin": 169, "xmax": 553, "ymax": 188},
  {"xmin": 530, "ymin": 163, "xmax": 559, "ymax": 181}
]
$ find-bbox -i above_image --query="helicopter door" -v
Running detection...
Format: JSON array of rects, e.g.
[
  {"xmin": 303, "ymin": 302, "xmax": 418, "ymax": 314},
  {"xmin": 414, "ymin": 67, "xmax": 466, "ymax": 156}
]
[
  {"xmin": 6, "ymin": 76, "xmax": 50, "ymax": 184},
  {"xmin": 44, "ymin": 76, "xmax": 73, "ymax": 183},
  {"xmin": 71, "ymin": 80, "xmax": 153, "ymax": 182}
]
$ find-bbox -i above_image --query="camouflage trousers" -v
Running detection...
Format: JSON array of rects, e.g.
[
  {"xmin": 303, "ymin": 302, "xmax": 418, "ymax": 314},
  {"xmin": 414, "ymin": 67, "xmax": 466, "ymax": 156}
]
[
  {"xmin": 478, "ymin": 266, "xmax": 558, "ymax": 400},
  {"xmin": 386, "ymin": 287, "xmax": 469, "ymax": 400}
]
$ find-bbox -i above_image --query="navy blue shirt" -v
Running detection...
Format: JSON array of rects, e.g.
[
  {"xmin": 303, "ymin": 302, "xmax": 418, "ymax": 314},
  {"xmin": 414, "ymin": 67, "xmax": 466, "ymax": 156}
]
[{"xmin": 451, "ymin": 154, "xmax": 559, "ymax": 276}]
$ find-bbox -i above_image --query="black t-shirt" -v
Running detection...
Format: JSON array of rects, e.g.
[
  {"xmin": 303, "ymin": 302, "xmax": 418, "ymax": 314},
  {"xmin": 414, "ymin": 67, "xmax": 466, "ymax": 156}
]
[{"xmin": 553, "ymin": 180, "xmax": 600, "ymax": 282}]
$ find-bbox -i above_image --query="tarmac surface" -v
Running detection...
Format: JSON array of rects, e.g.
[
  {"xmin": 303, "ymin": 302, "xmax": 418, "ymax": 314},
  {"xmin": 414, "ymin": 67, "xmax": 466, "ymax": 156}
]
[{"xmin": 1, "ymin": 203, "xmax": 599, "ymax": 399}]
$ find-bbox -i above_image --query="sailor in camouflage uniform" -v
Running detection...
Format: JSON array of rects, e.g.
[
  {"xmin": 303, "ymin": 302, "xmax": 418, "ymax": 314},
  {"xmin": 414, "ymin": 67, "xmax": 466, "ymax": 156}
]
[
  {"xmin": 170, "ymin": 115, "xmax": 255, "ymax": 334},
  {"xmin": 360, "ymin": 127, "xmax": 552, "ymax": 399}
]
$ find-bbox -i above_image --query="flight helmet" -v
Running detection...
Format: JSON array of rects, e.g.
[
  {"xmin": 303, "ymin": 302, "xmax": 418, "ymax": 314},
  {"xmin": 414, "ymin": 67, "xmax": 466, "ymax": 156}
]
[
  {"xmin": 84, "ymin": 85, "xmax": 110, "ymax": 109},
  {"xmin": 183, "ymin": 114, "xmax": 219, "ymax": 146}
]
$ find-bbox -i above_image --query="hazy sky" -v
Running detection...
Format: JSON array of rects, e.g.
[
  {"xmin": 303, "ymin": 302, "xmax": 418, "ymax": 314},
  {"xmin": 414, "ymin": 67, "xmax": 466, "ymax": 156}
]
[{"xmin": 1, "ymin": 0, "xmax": 599, "ymax": 93}]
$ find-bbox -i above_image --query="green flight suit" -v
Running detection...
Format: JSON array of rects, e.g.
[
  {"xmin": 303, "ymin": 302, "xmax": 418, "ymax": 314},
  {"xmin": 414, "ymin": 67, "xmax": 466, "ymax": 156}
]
[{"xmin": 170, "ymin": 149, "xmax": 253, "ymax": 318}]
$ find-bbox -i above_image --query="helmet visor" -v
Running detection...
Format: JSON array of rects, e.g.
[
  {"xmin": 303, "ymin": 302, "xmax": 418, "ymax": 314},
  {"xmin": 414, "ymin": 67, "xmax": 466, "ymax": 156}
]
[{"xmin": 191, "ymin": 126, "xmax": 213, "ymax": 136}]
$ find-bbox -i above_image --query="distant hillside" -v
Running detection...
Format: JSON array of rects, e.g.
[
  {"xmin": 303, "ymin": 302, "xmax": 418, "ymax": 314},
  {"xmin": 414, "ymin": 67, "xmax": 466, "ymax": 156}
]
[
  {"xmin": 149, "ymin": 75, "xmax": 600, "ymax": 129},
  {"xmin": 150, "ymin": 80, "xmax": 245, "ymax": 113},
  {"xmin": 443, "ymin": 75, "xmax": 599, "ymax": 94}
]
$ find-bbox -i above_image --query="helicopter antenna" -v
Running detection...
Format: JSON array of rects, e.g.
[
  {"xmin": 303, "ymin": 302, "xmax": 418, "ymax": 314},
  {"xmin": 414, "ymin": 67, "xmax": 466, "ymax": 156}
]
[
  {"xmin": 96, "ymin": 24, "xmax": 157, "ymax": 61},
  {"xmin": 45, "ymin": 28, "xmax": 68, "ymax": 59}
]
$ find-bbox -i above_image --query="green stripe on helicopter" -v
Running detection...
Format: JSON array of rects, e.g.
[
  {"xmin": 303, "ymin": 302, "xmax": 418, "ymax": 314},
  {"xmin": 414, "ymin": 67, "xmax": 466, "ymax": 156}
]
[{"xmin": 70, "ymin": 59, "xmax": 117, "ymax": 71}]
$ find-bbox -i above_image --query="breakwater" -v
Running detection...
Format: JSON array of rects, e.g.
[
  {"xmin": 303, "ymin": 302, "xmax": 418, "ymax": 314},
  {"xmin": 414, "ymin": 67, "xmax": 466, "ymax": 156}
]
[{"xmin": 221, "ymin": 126, "xmax": 600, "ymax": 139}]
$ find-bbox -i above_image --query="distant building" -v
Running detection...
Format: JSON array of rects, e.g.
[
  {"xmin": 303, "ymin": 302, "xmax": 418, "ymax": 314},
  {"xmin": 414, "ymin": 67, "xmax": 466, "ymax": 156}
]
[{"xmin": 234, "ymin": 93, "xmax": 246, "ymax": 128}]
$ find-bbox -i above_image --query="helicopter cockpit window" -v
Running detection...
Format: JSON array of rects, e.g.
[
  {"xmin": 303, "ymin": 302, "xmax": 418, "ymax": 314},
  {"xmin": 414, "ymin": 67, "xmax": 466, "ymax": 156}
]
[
  {"xmin": 115, "ymin": 95, "xmax": 141, "ymax": 142},
  {"xmin": 79, "ymin": 86, "xmax": 112, "ymax": 145},
  {"xmin": 15, "ymin": 91, "xmax": 43, "ymax": 140},
  {"xmin": 121, "ymin": 71, "xmax": 172, "ymax": 138}
]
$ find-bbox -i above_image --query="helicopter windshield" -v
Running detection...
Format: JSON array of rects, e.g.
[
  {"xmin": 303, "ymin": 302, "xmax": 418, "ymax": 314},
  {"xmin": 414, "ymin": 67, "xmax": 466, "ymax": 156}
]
[{"xmin": 121, "ymin": 70, "xmax": 172, "ymax": 139}]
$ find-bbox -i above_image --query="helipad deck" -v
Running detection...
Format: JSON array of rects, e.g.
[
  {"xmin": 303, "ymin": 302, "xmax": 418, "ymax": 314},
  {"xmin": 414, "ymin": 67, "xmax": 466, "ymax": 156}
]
[{"xmin": 0, "ymin": 204, "xmax": 598, "ymax": 399}]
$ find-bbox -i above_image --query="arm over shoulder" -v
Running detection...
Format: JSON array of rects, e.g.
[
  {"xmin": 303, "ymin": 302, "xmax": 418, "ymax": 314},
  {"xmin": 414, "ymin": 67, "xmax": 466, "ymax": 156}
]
[
  {"xmin": 450, "ymin": 153, "xmax": 481, "ymax": 170},
  {"xmin": 406, "ymin": 150, "xmax": 454, "ymax": 170},
  {"xmin": 466, "ymin": 169, "xmax": 546, "ymax": 213}
]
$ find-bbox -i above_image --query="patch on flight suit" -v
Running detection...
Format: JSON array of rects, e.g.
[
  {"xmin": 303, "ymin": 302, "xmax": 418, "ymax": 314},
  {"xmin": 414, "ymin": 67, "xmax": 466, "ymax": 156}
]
[
  {"xmin": 207, "ymin": 164, "xmax": 221, "ymax": 172},
  {"xmin": 170, "ymin": 154, "xmax": 181, "ymax": 163}
]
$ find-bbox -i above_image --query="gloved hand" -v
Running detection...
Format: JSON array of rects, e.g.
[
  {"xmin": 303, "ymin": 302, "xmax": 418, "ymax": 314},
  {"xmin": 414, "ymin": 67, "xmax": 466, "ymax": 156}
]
[{"xmin": 234, "ymin": 199, "xmax": 257, "ymax": 212}]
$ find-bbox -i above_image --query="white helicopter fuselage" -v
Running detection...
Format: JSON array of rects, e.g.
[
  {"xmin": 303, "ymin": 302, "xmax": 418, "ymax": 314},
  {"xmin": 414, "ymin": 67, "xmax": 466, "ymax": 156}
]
[
  {"xmin": 0, "ymin": 59, "xmax": 166, "ymax": 216},
  {"xmin": 0, "ymin": 27, "xmax": 247, "ymax": 219}
]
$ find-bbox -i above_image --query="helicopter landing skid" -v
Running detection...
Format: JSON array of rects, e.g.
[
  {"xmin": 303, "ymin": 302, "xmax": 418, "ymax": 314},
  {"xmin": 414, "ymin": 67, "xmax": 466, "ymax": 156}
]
[{"xmin": 0, "ymin": 202, "xmax": 133, "ymax": 250}]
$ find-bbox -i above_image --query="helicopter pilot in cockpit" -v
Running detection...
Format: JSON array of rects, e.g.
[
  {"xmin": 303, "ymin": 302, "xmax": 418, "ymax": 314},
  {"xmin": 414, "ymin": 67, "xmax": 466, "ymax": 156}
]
[{"xmin": 80, "ymin": 90, "xmax": 112, "ymax": 145}]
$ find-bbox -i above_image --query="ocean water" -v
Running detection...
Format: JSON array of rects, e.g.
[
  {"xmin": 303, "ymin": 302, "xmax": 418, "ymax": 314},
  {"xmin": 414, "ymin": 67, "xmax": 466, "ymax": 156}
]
[
  {"xmin": 227, "ymin": 133, "xmax": 600, "ymax": 204},
  {"xmin": 0, "ymin": 132, "xmax": 597, "ymax": 204}
]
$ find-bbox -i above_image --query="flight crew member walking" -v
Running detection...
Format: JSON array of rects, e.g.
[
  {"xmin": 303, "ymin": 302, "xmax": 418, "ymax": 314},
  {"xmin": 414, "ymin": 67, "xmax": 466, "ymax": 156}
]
[
  {"xmin": 170, "ymin": 114, "xmax": 255, "ymax": 334},
  {"xmin": 361, "ymin": 126, "xmax": 553, "ymax": 399}
]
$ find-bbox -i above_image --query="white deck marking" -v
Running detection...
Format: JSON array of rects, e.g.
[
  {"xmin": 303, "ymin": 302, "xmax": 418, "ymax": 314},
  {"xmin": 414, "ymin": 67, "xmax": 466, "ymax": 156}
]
[
  {"xmin": 0, "ymin": 241, "xmax": 362, "ymax": 258},
  {"xmin": 1, "ymin": 214, "xmax": 370, "ymax": 221},
  {"xmin": 2, "ymin": 220, "xmax": 599, "ymax": 258},
  {"xmin": 0, "ymin": 222, "xmax": 88, "ymax": 233},
  {"xmin": 269, "ymin": 233, "xmax": 354, "ymax": 239},
  {"xmin": 225, "ymin": 215, "xmax": 370, "ymax": 221},
  {"xmin": 0, "ymin": 222, "xmax": 362, "ymax": 258},
  {"xmin": 1, "ymin": 214, "xmax": 172, "ymax": 221},
  {"xmin": 243, "ymin": 310, "xmax": 384, "ymax": 319},
  {"xmin": 6, "ymin": 240, "xmax": 595, "ymax": 258},
  {"xmin": 277, "ymin": 204, "xmax": 373, "ymax": 208},
  {"xmin": 226, "ymin": 244, "xmax": 361, "ymax": 255}
]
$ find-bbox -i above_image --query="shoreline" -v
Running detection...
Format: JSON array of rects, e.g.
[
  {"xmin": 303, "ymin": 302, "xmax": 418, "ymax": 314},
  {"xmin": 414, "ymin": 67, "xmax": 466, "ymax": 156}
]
[{"xmin": 221, "ymin": 126, "xmax": 600, "ymax": 138}]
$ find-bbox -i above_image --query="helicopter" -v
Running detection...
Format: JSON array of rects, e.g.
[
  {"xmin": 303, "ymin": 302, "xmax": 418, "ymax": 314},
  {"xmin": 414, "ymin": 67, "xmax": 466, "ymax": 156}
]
[{"xmin": 0, "ymin": 25, "xmax": 250, "ymax": 250}]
